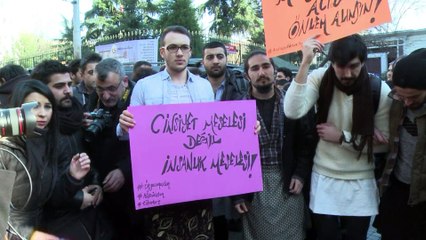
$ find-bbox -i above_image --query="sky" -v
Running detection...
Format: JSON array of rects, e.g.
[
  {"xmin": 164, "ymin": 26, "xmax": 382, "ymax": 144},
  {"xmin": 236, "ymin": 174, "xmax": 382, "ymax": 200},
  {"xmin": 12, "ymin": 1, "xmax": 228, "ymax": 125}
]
[
  {"xmin": 0, "ymin": 0, "xmax": 208, "ymax": 40},
  {"xmin": 0, "ymin": 0, "xmax": 426, "ymax": 42}
]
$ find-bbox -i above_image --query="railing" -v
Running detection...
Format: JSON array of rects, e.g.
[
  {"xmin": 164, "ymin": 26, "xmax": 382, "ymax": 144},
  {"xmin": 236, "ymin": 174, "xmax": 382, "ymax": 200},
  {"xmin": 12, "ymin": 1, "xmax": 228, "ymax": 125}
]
[{"xmin": 1, "ymin": 30, "xmax": 264, "ymax": 69}]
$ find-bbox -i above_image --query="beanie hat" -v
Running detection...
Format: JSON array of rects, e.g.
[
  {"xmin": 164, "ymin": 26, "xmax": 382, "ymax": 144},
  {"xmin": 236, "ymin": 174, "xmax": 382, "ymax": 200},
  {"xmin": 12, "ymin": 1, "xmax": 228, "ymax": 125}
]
[{"xmin": 393, "ymin": 48, "xmax": 426, "ymax": 89}]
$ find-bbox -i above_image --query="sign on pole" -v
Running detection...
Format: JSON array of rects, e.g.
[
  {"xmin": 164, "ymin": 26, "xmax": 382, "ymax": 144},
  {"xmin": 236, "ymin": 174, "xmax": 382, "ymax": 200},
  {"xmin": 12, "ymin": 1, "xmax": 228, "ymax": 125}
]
[
  {"xmin": 262, "ymin": 0, "xmax": 392, "ymax": 57},
  {"xmin": 128, "ymin": 100, "xmax": 262, "ymax": 210}
]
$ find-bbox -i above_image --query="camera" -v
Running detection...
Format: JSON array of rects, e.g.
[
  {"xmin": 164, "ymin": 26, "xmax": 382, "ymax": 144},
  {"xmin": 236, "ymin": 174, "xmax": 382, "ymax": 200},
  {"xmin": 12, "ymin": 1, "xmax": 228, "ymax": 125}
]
[
  {"xmin": 0, "ymin": 102, "xmax": 37, "ymax": 137},
  {"xmin": 84, "ymin": 109, "xmax": 113, "ymax": 142}
]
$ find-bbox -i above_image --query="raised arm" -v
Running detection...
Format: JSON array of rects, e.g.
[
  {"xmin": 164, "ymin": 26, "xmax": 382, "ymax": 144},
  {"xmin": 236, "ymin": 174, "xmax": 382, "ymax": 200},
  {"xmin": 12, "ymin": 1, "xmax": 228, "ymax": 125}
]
[
  {"xmin": 295, "ymin": 35, "xmax": 324, "ymax": 85},
  {"xmin": 284, "ymin": 36, "xmax": 324, "ymax": 119}
]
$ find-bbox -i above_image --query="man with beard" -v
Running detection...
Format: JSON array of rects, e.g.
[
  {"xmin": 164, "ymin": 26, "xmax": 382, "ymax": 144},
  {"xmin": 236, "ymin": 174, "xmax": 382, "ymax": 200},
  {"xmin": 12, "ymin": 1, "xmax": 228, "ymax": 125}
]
[
  {"xmin": 31, "ymin": 60, "xmax": 109, "ymax": 240},
  {"xmin": 233, "ymin": 50, "xmax": 316, "ymax": 240},
  {"xmin": 118, "ymin": 25, "xmax": 215, "ymax": 239},
  {"xmin": 375, "ymin": 49, "xmax": 426, "ymax": 240},
  {"xmin": 202, "ymin": 41, "xmax": 248, "ymax": 101},
  {"xmin": 201, "ymin": 41, "xmax": 249, "ymax": 239},
  {"xmin": 284, "ymin": 35, "xmax": 391, "ymax": 240}
]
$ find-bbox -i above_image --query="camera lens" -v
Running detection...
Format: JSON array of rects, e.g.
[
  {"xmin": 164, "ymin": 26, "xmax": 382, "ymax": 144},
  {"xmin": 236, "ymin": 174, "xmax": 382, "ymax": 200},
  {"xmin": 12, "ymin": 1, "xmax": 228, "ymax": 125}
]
[
  {"xmin": 84, "ymin": 120, "xmax": 104, "ymax": 142},
  {"xmin": 0, "ymin": 102, "xmax": 37, "ymax": 137}
]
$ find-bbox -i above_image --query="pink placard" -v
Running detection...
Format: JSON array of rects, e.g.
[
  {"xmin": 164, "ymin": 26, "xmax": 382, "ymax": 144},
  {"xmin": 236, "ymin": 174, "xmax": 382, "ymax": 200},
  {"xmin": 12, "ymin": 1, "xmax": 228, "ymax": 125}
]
[{"xmin": 128, "ymin": 100, "xmax": 262, "ymax": 210}]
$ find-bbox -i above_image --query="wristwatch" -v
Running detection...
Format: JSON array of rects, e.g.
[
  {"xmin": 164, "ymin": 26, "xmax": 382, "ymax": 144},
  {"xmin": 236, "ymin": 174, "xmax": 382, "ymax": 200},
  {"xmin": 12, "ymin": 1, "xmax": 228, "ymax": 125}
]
[{"xmin": 339, "ymin": 131, "xmax": 350, "ymax": 144}]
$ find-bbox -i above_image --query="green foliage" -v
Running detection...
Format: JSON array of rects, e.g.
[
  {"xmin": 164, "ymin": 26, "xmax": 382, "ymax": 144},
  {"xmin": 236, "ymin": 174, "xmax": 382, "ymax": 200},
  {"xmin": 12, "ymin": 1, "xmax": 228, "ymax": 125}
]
[
  {"xmin": 84, "ymin": 0, "xmax": 123, "ymax": 39},
  {"xmin": 61, "ymin": 16, "xmax": 74, "ymax": 42},
  {"xmin": 155, "ymin": 0, "xmax": 202, "ymax": 56},
  {"xmin": 83, "ymin": 0, "xmax": 158, "ymax": 40},
  {"xmin": 3, "ymin": 33, "xmax": 54, "ymax": 68},
  {"xmin": 155, "ymin": 0, "xmax": 200, "ymax": 32},
  {"xmin": 199, "ymin": 0, "xmax": 262, "ymax": 39}
]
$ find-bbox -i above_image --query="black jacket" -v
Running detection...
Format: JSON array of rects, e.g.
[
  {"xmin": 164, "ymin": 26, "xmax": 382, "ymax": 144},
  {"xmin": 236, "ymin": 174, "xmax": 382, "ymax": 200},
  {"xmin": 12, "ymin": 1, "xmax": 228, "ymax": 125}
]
[
  {"xmin": 86, "ymin": 82, "xmax": 134, "ymax": 184},
  {"xmin": 0, "ymin": 136, "xmax": 83, "ymax": 239},
  {"xmin": 0, "ymin": 74, "xmax": 30, "ymax": 107},
  {"xmin": 219, "ymin": 70, "xmax": 249, "ymax": 101}
]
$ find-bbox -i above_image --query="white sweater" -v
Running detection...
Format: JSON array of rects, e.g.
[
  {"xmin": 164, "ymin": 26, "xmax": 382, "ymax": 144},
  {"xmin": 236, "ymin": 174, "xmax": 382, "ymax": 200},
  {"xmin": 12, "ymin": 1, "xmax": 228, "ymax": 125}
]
[{"xmin": 284, "ymin": 68, "xmax": 392, "ymax": 180}]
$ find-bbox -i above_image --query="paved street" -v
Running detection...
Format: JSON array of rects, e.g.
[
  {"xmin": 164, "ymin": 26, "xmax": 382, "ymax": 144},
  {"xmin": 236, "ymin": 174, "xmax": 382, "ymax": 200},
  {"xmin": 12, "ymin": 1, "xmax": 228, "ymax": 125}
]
[{"xmin": 228, "ymin": 218, "xmax": 382, "ymax": 240}]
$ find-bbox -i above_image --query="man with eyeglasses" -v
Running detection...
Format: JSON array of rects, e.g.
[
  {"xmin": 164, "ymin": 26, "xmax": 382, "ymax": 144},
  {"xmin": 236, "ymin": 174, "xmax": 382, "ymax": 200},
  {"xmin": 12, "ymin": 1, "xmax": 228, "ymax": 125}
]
[
  {"xmin": 118, "ymin": 25, "xmax": 215, "ymax": 239},
  {"xmin": 284, "ymin": 34, "xmax": 392, "ymax": 240},
  {"xmin": 73, "ymin": 53, "xmax": 102, "ymax": 110},
  {"xmin": 375, "ymin": 49, "xmax": 426, "ymax": 240},
  {"xmin": 85, "ymin": 58, "xmax": 139, "ymax": 239}
]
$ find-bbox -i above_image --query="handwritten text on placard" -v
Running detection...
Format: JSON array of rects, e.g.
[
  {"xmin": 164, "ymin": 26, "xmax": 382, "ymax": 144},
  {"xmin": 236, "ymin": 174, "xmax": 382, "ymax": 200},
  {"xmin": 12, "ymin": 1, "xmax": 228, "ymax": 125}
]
[
  {"xmin": 128, "ymin": 100, "xmax": 262, "ymax": 210},
  {"xmin": 262, "ymin": 0, "xmax": 391, "ymax": 57}
]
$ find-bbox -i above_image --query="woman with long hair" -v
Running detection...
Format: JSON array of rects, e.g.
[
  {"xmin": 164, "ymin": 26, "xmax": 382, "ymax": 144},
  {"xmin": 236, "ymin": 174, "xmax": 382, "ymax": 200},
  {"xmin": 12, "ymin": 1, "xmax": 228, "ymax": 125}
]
[{"xmin": 0, "ymin": 80, "xmax": 91, "ymax": 239}]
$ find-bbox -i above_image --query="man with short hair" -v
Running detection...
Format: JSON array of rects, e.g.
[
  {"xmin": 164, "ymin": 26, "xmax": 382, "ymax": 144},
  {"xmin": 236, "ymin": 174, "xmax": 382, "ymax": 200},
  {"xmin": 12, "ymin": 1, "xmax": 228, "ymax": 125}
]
[
  {"xmin": 31, "ymin": 60, "xmax": 108, "ymax": 240},
  {"xmin": 119, "ymin": 25, "xmax": 215, "ymax": 239},
  {"xmin": 201, "ymin": 41, "xmax": 249, "ymax": 239},
  {"xmin": 0, "ymin": 64, "xmax": 28, "ymax": 84},
  {"xmin": 233, "ymin": 50, "xmax": 316, "ymax": 239},
  {"xmin": 276, "ymin": 67, "xmax": 292, "ymax": 82},
  {"xmin": 68, "ymin": 59, "xmax": 82, "ymax": 86},
  {"xmin": 131, "ymin": 60, "xmax": 154, "ymax": 81},
  {"xmin": 73, "ymin": 53, "xmax": 102, "ymax": 109},
  {"xmin": 202, "ymin": 41, "xmax": 248, "ymax": 101},
  {"xmin": 376, "ymin": 49, "xmax": 426, "ymax": 240},
  {"xmin": 86, "ymin": 58, "xmax": 137, "ymax": 239},
  {"xmin": 0, "ymin": 64, "xmax": 29, "ymax": 106},
  {"xmin": 276, "ymin": 67, "xmax": 293, "ymax": 91},
  {"xmin": 284, "ymin": 34, "xmax": 391, "ymax": 240}
]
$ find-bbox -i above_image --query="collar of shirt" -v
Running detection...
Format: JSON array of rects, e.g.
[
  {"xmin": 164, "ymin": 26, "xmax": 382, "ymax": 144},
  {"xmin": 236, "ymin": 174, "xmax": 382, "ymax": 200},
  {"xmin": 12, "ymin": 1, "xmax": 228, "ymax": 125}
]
[
  {"xmin": 214, "ymin": 80, "xmax": 226, "ymax": 101},
  {"xmin": 160, "ymin": 69, "xmax": 194, "ymax": 83}
]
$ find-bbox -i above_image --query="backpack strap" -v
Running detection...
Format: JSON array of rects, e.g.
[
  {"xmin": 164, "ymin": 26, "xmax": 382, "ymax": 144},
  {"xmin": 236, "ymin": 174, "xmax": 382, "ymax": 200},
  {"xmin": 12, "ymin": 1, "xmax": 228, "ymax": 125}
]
[
  {"xmin": 231, "ymin": 70, "xmax": 248, "ymax": 94},
  {"xmin": 369, "ymin": 74, "xmax": 382, "ymax": 114}
]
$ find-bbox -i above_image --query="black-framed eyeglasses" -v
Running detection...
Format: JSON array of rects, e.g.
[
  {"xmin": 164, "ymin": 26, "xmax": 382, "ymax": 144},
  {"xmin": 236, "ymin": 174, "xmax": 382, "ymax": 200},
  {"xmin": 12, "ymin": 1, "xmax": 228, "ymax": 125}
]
[
  {"xmin": 164, "ymin": 44, "xmax": 191, "ymax": 53},
  {"xmin": 95, "ymin": 78, "xmax": 123, "ymax": 94}
]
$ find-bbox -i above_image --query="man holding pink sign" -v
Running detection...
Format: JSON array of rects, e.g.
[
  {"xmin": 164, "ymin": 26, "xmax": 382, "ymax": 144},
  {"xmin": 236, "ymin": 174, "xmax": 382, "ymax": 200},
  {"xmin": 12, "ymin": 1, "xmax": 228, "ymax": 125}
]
[{"xmin": 118, "ymin": 25, "xmax": 216, "ymax": 239}]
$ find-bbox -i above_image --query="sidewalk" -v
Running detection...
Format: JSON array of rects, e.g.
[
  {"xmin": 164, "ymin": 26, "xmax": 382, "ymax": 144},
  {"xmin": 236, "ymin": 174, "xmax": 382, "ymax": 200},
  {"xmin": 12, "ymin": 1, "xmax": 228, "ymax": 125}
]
[{"xmin": 229, "ymin": 218, "xmax": 382, "ymax": 240}]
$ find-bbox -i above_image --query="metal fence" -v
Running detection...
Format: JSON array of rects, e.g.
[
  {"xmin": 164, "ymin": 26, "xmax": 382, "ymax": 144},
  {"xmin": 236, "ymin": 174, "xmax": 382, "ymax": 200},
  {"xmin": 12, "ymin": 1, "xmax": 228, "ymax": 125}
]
[{"xmin": 0, "ymin": 30, "xmax": 263, "ymax": 69}]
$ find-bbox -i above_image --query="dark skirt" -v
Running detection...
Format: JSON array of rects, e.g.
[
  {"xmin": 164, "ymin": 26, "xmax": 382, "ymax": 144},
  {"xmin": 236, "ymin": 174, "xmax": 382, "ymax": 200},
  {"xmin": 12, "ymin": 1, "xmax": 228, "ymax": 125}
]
[
  {"xmin": 242, "ymin": 165, "xmax": 305, "ymax": 240},
  {"xmin": 144, "ymin": 199, "xmax": 214, "ymax": 240}
]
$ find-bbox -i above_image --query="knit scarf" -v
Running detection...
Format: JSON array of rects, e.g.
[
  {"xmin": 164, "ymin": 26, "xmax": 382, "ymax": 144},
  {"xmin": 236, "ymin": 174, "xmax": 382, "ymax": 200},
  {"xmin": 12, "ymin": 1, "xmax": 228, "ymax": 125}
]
[
  {"xmin": 57, "ymin": 97, "xmax": 84, "ymax": 135},
  {"xmin": 317, "ymin": 66, "xmax": 374, "ymax": 161}
]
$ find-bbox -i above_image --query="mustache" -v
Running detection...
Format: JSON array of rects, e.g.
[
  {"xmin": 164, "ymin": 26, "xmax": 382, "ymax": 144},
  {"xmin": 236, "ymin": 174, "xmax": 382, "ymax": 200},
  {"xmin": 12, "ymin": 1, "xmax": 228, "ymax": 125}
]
[
  {"xmin": 60, "ymin": 96, "xmax": 72, "ymax": 101},
  {"xmin": 340, "ymin": 77, "xmax": 356, "ymax": 81},
  {"xmin": 256, "ymin": 76, "xmax": 271, "ymax": 82}
]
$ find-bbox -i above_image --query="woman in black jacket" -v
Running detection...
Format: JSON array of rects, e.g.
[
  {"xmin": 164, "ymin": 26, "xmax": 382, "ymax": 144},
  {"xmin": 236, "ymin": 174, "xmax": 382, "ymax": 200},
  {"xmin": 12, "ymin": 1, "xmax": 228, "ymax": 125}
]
[{"xmin": 0, "ymin": 80, "xmax": 91, "ymax": 240}]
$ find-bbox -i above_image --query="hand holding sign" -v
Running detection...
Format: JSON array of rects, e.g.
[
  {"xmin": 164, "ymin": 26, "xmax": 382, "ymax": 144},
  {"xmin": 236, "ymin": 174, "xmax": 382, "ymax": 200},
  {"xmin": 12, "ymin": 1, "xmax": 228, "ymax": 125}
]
[
  {"xmin": 119, "ymin": 109, "xmax": 135, "ymax": 133},
  {"xmin": 301, "ymin": 35, "xmax": 325, "ymax": 66}
]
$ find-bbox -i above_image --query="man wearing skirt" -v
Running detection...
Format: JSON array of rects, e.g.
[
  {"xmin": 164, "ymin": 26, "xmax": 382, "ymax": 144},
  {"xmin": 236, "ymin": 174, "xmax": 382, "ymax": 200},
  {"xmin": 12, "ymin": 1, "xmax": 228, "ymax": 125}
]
[{"xmin": 232, "ymin": 50, "xmax": 316, "ymax": 240}]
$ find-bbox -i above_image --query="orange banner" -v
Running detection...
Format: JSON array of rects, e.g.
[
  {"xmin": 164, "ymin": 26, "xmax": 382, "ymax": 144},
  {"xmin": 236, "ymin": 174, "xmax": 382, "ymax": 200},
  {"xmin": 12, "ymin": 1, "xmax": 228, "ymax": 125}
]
[{"xmin": 262, "ymin": 0, "xmax": 392, "ymax": 57}]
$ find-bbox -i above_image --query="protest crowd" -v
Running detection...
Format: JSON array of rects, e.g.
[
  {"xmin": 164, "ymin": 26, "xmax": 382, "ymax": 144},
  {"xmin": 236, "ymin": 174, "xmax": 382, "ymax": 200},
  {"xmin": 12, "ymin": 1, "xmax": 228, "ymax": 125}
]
[{"xmin": 0, "ymin": 21, "xmax": 425, "ymax": 240}]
